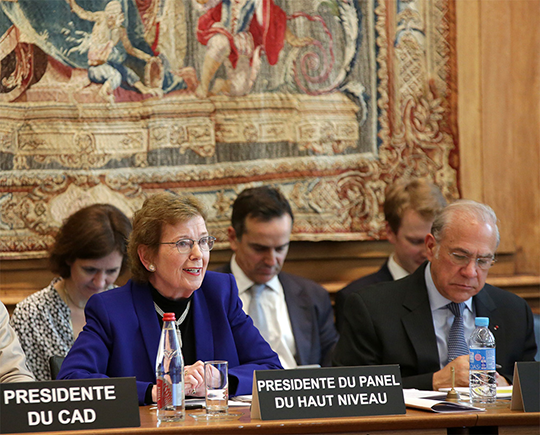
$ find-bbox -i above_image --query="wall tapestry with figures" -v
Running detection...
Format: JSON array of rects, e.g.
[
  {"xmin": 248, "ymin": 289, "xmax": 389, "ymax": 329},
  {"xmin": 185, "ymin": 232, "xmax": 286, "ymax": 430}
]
[{"xmin": 0, "ymin": 0, "xmax": 459, "ymax": 259}]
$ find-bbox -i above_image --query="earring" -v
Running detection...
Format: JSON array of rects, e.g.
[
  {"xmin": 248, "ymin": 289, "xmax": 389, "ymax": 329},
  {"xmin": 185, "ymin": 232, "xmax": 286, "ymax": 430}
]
[{"xmin": 148, "ymin": 264, "xmax": 156, "ymax": 272}]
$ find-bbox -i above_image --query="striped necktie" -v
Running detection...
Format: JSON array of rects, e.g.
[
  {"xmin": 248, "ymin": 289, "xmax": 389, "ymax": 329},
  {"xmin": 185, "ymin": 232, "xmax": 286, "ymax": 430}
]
[{"xmin": 447, "ymin": 302, "xmax": 469, "ymax": 363}]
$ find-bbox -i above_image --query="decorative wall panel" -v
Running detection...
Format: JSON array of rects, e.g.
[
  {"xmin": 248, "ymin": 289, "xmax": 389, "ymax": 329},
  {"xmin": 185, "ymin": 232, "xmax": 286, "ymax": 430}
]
[{"xmin": 0, "ymin": 0, "xmax": 459, "ymax": 258}]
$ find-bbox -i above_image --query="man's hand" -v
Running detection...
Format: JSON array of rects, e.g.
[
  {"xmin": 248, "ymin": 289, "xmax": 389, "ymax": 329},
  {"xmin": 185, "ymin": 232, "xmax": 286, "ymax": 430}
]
[
  {"xmin": 496, "ymin": 373, "xmax": 510, "ymax": 386},
  {"xmin": 432, "ymin": 355, "xmax": 469, "ymax": 390}
]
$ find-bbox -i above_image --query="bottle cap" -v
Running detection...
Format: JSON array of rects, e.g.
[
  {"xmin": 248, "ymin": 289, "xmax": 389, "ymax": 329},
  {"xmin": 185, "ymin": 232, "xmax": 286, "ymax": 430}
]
[
  {"xmin": 163, "ymin": 312, "xmax": 176, "ymax": 322},
  {"xmin": 475, "ymin": 317, "xmax": 489, "ymax": 327}
]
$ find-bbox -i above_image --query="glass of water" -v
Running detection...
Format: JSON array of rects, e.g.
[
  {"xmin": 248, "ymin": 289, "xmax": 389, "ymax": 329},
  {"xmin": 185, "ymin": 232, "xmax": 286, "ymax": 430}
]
[{"xmin": 204, "ymin": 360, "xmax": 228, "ymax": 415}]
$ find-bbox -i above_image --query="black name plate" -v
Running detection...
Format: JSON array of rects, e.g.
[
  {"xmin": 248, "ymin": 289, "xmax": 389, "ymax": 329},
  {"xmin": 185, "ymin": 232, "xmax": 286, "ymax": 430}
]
[
  {"xmin": 251, "ymin": 365, "xmax": 405, "ymax": 420},
  {"xmin": 0, "ymin": 377, "xmax": 140, "ymax": 433},
  {"xmin": 511, "ymin": 361, "xmax": 540, "ymax": 412}
]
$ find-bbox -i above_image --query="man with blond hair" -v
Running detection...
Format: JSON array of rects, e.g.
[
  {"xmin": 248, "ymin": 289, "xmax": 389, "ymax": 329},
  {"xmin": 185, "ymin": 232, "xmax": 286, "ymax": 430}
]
[{"xmin": 335, "ymin": 178, "xmax": 447, "ymax": 331}]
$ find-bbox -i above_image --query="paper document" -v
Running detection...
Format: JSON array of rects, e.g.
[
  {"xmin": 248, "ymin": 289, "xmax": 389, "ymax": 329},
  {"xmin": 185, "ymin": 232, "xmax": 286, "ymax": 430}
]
[
  {"xmin": 403, "ymin": 389, "xmax": 485, "ymax": 413},
  {"xmin": 231, "ymin": 395, "xmax": 252, "ymax": 403}
]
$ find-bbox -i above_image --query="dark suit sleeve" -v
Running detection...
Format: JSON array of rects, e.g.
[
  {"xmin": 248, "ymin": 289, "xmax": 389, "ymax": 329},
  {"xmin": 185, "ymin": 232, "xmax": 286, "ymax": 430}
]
[
  {"xmin": 400, "ymin": 373, "xmax": 436, "ymax": 390},
  {"xmin": 315, "ymin": 287, "xmax": 340, "ymax": 367},
  {"xmin": 283, "ymin": 274, "xmax": 339, "ymax": 367},
  {"xmin": 334, "ymin": 287, "xmax": 349, "ymax": 334},
  {"xmin": 476, "ymin": 284, "xmax": 538, "ymax": 384},
  {"xmin": 334, "ymin": 263, "xmax": 393, "ymax": 332},
  {"xmin": 332, "ymin": 287, "xmax": 437, "ymax": 391},
  {"xmin": 333, "ymin": 292, "xmax": 381, "ymax": 367},
  {"xmin": 520, "ymin": 301, "xmax": 537, "ymax": 362},
  {"xmin": 498, "ymin": 295, "xmax": 537, "ymax": 383}
]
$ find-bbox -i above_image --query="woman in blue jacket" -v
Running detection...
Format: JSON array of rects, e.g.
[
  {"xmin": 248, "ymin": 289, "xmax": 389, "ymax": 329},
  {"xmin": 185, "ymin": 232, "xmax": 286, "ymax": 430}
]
[{"xmin": 59, "ymin": 192, "xmax": 282, "ymax": 405}]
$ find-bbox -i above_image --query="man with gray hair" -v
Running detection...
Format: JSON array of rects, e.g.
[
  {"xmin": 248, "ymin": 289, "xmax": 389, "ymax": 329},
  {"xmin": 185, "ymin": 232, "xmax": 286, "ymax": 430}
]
[{"xmin": 333, "ymin": 200, "xmax": 536, "ymax": 390}]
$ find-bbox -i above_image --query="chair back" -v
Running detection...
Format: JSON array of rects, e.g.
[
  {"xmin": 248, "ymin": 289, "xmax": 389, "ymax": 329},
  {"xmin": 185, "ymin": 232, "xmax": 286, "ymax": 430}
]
[{"xmin": 49, "ymin": 355, "xmax": 65, "ymax": 380}]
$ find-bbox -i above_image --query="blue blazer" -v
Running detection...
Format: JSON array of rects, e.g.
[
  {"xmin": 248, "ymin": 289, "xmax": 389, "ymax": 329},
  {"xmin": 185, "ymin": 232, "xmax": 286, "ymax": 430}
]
[{"xmin": 58, "ymin": 271, "xmax": 282, "ymax": 404}]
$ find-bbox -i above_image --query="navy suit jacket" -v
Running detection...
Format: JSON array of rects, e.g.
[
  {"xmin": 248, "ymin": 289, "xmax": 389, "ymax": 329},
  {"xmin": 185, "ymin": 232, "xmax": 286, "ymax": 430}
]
[
  {"xmin": 215, "ymin": 265, "xmax": 339, "ymax": 367},
  {"xmin": 334, "ymin": 261, "xmax": 393, "ymax": 332},
  {"xmin": 58, "ymin": 272, "xmax": 282, "ymax": 404},
  {"xmin": 333, "ymin": 263, "xmax": 537, "ymax": 390}
]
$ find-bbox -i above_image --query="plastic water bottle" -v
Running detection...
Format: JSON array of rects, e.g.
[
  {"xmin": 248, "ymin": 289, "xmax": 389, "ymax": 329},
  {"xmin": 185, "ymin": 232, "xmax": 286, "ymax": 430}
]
[
  {"xmin": 156, "ymin": 312, "xmax": 185, "ymax": 421},
  {"xmin": 469, "ymin": 317, "xmax": 496, "ymax": 403}
]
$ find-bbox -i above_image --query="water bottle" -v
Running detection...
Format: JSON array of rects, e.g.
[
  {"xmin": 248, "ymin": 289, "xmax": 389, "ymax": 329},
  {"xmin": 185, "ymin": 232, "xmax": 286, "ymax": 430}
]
[
  {"xmin": 156, "ymin": 312, "xmax": 185, "ymax": 421},
  {"xmin": 469, "ymin": 317, "xmax": 496, "ymax": 403}
]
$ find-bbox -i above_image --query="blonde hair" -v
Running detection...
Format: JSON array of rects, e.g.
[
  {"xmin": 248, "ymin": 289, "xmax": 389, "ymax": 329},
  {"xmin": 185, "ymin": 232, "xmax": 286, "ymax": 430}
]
[
  {"xmin": 384, "ymin": 178, "xmax": 447, "ymax": 233},
  {"xmin": 128, "ymin": 192, "xmax": 207, "ymax": 282}
]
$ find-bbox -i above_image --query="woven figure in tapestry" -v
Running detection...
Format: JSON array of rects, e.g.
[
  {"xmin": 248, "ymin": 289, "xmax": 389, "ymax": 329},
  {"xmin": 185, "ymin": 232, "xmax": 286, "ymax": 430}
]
[{"xmin": 67, "ymin": 0, "xmax": 163, "ymax": 102}]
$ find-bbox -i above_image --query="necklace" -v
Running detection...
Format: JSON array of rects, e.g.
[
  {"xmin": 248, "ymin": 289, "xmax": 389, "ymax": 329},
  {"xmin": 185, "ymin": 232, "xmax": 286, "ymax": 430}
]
[
  {"xmin": 154, "ymin": 300, "xmax": 191, "ymax": 348},
  {"xmin": 60, "ymin": 279, "xmax": 86, "ymax": 310}
]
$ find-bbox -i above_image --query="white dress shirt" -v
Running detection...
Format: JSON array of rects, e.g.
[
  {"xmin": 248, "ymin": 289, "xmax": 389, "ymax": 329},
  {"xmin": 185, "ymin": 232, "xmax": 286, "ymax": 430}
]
[
  {"xmin": 387, "ymin": 253, "xmax": 410, "ymax": 281},
  {"xmin": 425, "ymin": 263, "xmax": 476, "ymax": 369},
  {"xmin": 230, "ymin": 256, "xmax": 298, "ymax": 369}
]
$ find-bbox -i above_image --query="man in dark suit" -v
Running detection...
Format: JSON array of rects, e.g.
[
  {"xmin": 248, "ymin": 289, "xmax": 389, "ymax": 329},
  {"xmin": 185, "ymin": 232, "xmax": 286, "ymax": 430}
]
[
  {"xmin": 334, "ymin": 178, "xmax": 447, "ymax": 331},
  {"xmin": 333, "ymin": 200, "xmax": 537, "ymax": 390},
  {"xmin": 215, "ymin": 186, "xmax": 338, "ymax": 368}
]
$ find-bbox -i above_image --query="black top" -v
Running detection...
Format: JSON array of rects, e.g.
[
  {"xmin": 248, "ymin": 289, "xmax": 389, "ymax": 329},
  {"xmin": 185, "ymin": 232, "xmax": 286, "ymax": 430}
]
[
  {"xmin": 150, "ymin": 284, "xmax": 196, "ymax": 365},
  {"xmin": 146, "ymin": 284, "xmax": 197, "ymax": 404}
]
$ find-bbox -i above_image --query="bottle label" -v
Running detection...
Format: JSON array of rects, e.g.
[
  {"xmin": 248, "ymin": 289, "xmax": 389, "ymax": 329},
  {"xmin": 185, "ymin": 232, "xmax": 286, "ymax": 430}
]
[
  {"xmin": 469, "ymin": 348, "xmax": 496, "ymax": 370},
  {"xmin": 157, "ymin": 376, "xmax": 183, "ymax": 408},
  {"xmin": 171, "ymin": 381, "xmax": 183, "ymax": 405},
  {"xmin": 157, "ymin": 378, "xmax": 172, "ymax": 409}
]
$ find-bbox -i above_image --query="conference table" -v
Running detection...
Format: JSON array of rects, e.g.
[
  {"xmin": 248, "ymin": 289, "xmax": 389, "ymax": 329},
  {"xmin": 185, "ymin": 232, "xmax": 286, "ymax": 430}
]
[{"xmin": 19, "ymin": 403, "xmax": 540, "ymax": 435}]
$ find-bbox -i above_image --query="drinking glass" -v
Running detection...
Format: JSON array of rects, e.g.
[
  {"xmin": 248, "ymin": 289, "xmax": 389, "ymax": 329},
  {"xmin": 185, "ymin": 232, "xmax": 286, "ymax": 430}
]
[{"xmin": 204, "ymin": 360, "xmax": 228, "ymax": 415}]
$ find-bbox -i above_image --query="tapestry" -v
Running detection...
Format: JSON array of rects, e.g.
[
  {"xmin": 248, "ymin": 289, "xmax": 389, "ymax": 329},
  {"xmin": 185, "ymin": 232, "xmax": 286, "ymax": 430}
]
[{"xmin": 0, "ymin": 0, "xmax": 459, "ymax": 259}]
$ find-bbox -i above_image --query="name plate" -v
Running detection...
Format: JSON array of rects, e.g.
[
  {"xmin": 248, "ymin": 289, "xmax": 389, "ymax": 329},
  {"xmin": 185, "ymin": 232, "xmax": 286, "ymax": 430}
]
[
  {"xmin": 0, "ymin": 377, "xmax": 140, "ymax": 433},
  {"xmin": 251, "ymin": 365, "xmax": 405, "ymax": 420},
  {"xmin": 511, "ymin": 361, "xmax": 540, "ymax": 412}
]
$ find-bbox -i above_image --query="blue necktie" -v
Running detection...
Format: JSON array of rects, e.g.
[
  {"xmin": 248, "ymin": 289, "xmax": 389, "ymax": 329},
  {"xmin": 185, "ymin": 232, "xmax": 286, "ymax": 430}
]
[
  {"xmin": 447, "ymin": 302, "xmax": 469, "ymax": 363},
  {"xmin": 248, "ymin": 284, "xmax": 270, "ymax": 342}
]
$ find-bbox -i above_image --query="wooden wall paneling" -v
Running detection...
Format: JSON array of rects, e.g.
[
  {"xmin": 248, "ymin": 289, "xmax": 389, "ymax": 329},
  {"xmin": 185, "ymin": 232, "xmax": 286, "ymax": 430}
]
[
  {"xmin": 480, "ymin": 0, "xmax": 515, "ymax": 261},
  {"xmin": 510, "ymin": 0, "xmax": 540, "ymax": 275},
  {"xmin": 456, "ymin": 0, "xmax": 484, "ymax": 202},
  {"xmin": 0, "ymin": 259, "xmax": 53, "ymax": 313},
  {"xmin": 209, "ymin": 241, "xmax": 394, "ymax": 293}
]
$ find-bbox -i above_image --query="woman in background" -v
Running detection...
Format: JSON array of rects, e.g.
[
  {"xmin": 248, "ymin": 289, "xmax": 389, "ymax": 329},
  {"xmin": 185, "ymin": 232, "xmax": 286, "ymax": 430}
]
[
  {"xmin": 58, "ymin": 192, "xmax": 281, "ymax": 405},
  {"xmin": 10, "ymin": 204, "xmax": 132, "ymax": 381}
]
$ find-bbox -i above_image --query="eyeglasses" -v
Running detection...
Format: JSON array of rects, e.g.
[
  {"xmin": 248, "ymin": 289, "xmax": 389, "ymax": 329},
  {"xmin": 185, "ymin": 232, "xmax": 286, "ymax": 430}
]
[
  {"xmin": 161, "ymin": 236, "xmax": 216, "ymax": 254},
  {"xmin": 447, "ymin": 251, "xmax": 496, "ymax": 271}
]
